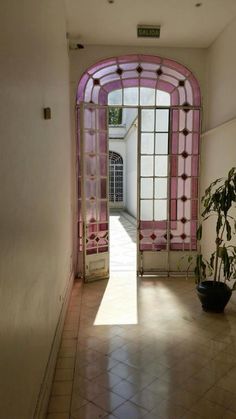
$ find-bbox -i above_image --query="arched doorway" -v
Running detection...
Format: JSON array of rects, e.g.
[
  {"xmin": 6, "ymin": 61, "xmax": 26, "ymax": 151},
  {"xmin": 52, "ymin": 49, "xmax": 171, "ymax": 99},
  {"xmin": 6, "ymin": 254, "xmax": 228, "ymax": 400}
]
[
  {"xmin": 76, "ymin": 55, "xmax": 201, "ymax": 281},
  {"xmin": 109, "ymin": 151, "xmax": 123, "ymax": 207}
]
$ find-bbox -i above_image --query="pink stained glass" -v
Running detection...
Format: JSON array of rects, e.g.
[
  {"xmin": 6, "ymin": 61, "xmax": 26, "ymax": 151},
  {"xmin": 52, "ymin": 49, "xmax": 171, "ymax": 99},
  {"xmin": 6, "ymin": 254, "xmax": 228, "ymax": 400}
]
[
  {"xmin": 188, "ymin": 74, "xmax": 201, "ymax": 106},
  {"xmin": 186, "ymin": 111, "xmax": 194, "ymax": 132},
  {"xmin": 91, "ymin": 85, "xmax": 101, "ymax": 104},
  {"xmin": 185, "ymin": 80, "xmax": 193, "ymax": 105},
  {"xmin": 84, "ymin": 107, "xmax": 96, "ymax": 129},
  {"xmin": 177, "ymin": 86, "xmax": 187, "ymax": 105},
  {"xmin": 160, "ymin": 74, "xmax": 179, "ymax": 88},
  {"xmin": 172, "ymin": 110, "xmax": 180, "ymax": 132},
  {"xmin": 86, "ymin": 200, "xmax": 97, "ymax": 223},
  {"xmin": 84, "ymin": 131, "xmax": 96, "ymax": 153},
  {"xmin": 139, "ymin": 70, "xmax": 157, "ymax": 79},
  {"xmin": 98, "ymin": 132, "xmax": 107, "ymax": 154},
  {"xmin": 163, "ymin": 58, "xmax": 191, "ymax": 78},
  {"xmin": 84, "ymin": 78, "xmax": 94, "ymax": 103},
  {"xmin": 77, "ymin": 55, "xmax": 201, "ymax": 257},
  {"xmin": 139, "ymin": 54, "xmax": 162, "ymax": 64},
  {"xmin": 77, "ymin": 73, "xmax": 90, "ymax": 103},
  {"xmin": 192, "ymin": 133, "xmax": 199, "ymax": 154},
  {"xmin": 162, "ymin": 65, "xmax": 184, "ymax": 81},
  {"xmin": 118, "ymin": 55, "xmax": 139, "ymax": 63},
  {"xmin": 170, "ymin": 178, "xmax": 177, "ymax": 199},
  {"xmin": 87, "ymin": 58, "xmax": 116, "ymax": 75},
  {"xmin": 122, "ymin": 70, "xmax": 140, "ymax": 79},
  {"xmin": 141, "ymin": 62, "xmax": 159, "ymax": 71},
  {"xmin": 193, "ymin": 110, "xmax": 200, "ymax": 132},
  {"xmin": 93, "ymin": 64, "xmax": 118, "ymax": 80},
  {"xmin": 102, "ymin": 80, "xmax": 123, "ymax": 93},
  {"xmin": 122, "ymin": 78, "xmax": 139, "ymax": 88},
  {"xmin": 156, "ymin": 80, "xmax": 174, "ymax": 94},
  {"xmin": 98, "ymin": 89, "xmax": 108, "ymax": 105},
  {"xmin": 140, "ymin": 78, "xmax": 157, "ymax": 89},
  {"xmin": 99, "ymin": 201, "xmax": 107, "ymax": 222},
  {"xmin": 171, "ymin": 90, "xmax": 180, "ymax": 106},
  {"xmin": 97, "ymin": 107, "xmax": 107, "ymax": 131},
  {"xmin": 171, "ymin": 133, "xmax": 178, "ymax": 154},
  {"xmin": 99, "ymin": 73, "xmax": 121, "ymax": 86}
]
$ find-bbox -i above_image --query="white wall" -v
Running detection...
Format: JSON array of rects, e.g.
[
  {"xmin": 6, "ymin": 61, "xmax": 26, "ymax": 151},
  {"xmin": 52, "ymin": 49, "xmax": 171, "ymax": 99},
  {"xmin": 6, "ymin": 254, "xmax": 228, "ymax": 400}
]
[
  {"xmin": 205, "ymin": 18, "xmax": 236, "ymax": 131},
  {"xmin": 201, "ymin": 18, "xmax": 236, "ymax": 265},
  {"xmin": 125, "ymin": 123, "xmax": 138, "ymax": 218},
  {"xmin": 0, "ymin": 1, "xmax": 73, "ymax": 418}
]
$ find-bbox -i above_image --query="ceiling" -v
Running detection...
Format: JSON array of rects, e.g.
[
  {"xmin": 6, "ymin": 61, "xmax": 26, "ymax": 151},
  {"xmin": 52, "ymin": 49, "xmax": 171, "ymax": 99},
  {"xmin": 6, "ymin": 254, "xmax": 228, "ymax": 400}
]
[{"xmin": 65, "ymin": 0, "xmax": 236, "ymax": 48}]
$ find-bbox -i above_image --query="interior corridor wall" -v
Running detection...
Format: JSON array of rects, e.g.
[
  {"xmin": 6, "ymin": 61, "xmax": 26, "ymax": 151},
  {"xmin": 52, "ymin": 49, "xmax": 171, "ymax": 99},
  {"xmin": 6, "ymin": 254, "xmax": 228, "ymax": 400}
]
[
  {"xmin": 0, "ymin": 1, "xmax": 73, "ymax": 418},
  {"xmin": 201, "ymin": 17, "xmax": 236, "ymax": 269}
]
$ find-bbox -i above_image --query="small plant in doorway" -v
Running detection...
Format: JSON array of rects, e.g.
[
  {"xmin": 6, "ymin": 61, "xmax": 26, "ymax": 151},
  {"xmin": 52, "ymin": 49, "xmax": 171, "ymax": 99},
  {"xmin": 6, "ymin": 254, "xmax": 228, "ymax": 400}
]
[{"xmin": 188, "ymin": 167, "xmax": 236, "ymax": 312}]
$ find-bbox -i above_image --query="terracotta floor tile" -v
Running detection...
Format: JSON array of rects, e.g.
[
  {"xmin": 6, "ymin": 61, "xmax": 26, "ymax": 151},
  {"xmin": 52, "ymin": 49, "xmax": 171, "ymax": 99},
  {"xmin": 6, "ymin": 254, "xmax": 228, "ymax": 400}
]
[
  {"xmin": 112, "ymin": 400, "xmax": 147, "ymax": 419},
  {"xmin": 93, "ymin": 390, "xmax": 126, "ymax": 412},
  {"xmin": 46, "ymin": 213, "xmax": 236, "ymax": 419},
  {"xmin": 71, "ymin": 402, "xmax": 107, "ymax": 419}
]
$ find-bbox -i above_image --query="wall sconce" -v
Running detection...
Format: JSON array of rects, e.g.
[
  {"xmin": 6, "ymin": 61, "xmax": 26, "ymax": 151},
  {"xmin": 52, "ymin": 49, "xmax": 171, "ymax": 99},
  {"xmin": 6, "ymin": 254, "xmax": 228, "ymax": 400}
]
[{"xmin": 43, "ymin": 107, "xmax": 51, "ymax": 120}]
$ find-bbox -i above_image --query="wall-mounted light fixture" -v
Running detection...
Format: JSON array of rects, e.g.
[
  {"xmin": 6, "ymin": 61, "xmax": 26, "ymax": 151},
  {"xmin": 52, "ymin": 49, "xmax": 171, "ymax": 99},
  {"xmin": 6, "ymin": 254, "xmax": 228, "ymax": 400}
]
[{"xmin": 43, "ymin": 107, "xmax": 51, "ymax": 120}]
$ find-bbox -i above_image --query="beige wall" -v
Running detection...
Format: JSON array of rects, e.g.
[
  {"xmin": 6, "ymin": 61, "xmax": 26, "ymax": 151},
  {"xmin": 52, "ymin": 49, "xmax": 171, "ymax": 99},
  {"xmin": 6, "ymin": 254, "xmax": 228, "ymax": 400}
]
[
  {"xmin": 205, "ymin": 18, "xmax": 236, "ymax": 131},
  {"xmin": 201, "ymin": 18, "xmax": 236, "ymax": 262},
  {"xmin": 0, "ymin": 1, "xmax": 73, "ymax": 418}
]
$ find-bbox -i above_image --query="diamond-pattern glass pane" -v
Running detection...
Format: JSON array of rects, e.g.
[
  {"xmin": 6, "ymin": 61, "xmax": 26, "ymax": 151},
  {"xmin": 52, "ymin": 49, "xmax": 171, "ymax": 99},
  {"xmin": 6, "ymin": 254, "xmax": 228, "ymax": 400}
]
[{"xmin": 78, "ymin": 55, "xmax": 201, "ymax": 260}]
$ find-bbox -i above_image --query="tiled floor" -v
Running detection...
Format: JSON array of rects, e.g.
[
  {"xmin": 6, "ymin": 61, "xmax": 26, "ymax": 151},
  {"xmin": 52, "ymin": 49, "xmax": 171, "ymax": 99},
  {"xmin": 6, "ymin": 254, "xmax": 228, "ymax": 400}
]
[{"xmin": 47, "ymin": 212, "xmax": 236, "ymax": 419}]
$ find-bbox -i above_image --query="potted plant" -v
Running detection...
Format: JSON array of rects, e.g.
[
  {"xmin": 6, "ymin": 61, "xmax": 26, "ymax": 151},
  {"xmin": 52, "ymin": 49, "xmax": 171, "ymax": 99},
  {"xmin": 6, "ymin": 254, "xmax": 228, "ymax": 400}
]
[{"xmin": 191, "ymin": 167, "xmax": 236, "ymax": 312}]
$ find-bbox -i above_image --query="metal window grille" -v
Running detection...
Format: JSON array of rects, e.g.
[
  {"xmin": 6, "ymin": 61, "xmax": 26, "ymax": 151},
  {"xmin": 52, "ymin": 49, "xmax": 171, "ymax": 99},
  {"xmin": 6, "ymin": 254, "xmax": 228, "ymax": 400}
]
[{"xmin": 109, "ymin": 151, "xmax": 123, "ymax": 203}]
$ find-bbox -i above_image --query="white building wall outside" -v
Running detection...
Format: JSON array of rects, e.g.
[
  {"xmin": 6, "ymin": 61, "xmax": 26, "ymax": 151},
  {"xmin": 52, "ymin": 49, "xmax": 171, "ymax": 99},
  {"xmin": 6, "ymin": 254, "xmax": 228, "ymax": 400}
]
[{"xmin": 125, "ymin": 123, "xmax": 138, "ymax": 218}]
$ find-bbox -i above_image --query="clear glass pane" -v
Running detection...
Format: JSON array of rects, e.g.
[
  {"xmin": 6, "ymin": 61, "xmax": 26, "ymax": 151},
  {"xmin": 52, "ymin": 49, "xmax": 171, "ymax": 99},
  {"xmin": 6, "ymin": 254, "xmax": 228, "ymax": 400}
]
[
  {"xmin": 141, "ymin": 200, "xmax": 153, "ymax": 220},
  {"xmin": 155, "ymin": 109, "xmax": 169, "ymax": 132},
  {"xmin": 140, "ymin": 88, "xmax": 155, "ymax": 106},
  {"xmin": 141, "ymin": 133, "xmax": 154, "ymax": 154},
  {"xmin": 141, "ymin": 178, "xmax": 153, "ymax": 199},
  {"xmin": 141, "ymin": 156, "xmax": 153, "ymax": 176},
  {"xmin": 141, "ymin": 109, "xmax": 155, "ymax": 131},
  {"xmin": 124, "ymin": 87, "xmax": 139, "ymax": 105},
  {"xmin": 155, "ymin": 133, "xmax": 168, "ymax": 155},
  {"xmin": 154, "ymin": 200, "xmax": 167, "ymax": 220},
  {"xmin": 156, "ymin": 90, "xmax": 171, "ymax": 106},
  {"xmin": 108, "ymin": 89, "xmax": 122, "ymax": 105},
  {"xmin": 155, "ymin": 156, "xmax": 168, "ymax": 176},
  {"xmin": 155, "ymin": 178, "xmax": 168, "ymax": 198}
]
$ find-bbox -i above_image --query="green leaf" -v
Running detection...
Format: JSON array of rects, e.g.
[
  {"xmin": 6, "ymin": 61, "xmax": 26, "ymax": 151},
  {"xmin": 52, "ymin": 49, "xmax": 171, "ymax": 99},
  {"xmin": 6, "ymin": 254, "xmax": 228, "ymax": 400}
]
[
  {"xmin": 196, "ymin": 224, "xmax": 202, "ymax": 241},
  {"xmin": 210, "ymin": 253, "xmax": 215, "ymax": 269},
  {"xmin": 216, "ymin": 215, "xmax": 222, "ymax": 235},
  {"xmin": 225, "ymin": 219, "xmax": 232, "ymax": 241}
]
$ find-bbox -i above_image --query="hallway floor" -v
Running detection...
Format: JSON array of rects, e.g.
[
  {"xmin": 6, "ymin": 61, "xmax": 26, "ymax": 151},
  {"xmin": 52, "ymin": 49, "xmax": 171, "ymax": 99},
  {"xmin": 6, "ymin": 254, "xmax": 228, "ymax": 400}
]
[{"xmin": 47, "ymin": 213, "xmax": 236, "ymax": 419}]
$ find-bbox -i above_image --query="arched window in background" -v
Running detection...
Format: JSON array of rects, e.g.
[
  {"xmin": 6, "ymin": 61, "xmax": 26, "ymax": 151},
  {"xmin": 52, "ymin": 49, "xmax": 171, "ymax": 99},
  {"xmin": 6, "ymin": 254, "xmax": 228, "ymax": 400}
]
[{"xmin": 109, "ymin": 151, "xmax": 123, "ymax": 204}]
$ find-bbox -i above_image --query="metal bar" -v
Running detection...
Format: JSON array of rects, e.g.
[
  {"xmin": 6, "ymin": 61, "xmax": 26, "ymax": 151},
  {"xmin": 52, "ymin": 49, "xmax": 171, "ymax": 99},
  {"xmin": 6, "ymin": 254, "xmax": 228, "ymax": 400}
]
[
  {"xmin": 167, "ymin": 108, "xmax": 172, "ymax": 275},
  {"xmin": 137, "ymin": 107, "xmax": 142, "ymax": 275},
  {"xmin": 77, "ymin": 103, "xmax": 201, "ymax": 111},
  {"xmin": 80, "ymin": 102, "xmax": 87, "ymax": 280}
]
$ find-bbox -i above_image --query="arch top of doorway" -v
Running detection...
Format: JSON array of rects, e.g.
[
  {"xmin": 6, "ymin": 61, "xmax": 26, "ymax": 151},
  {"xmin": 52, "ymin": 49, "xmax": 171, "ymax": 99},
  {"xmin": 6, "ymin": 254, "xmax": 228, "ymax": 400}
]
[{"xmin": 76, "ymin": 54, "xmax": 201, "ymax": 107}]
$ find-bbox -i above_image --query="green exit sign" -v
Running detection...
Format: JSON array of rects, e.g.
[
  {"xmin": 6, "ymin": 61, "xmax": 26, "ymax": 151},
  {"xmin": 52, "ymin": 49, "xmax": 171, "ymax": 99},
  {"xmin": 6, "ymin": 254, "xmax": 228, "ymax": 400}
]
[{"xmin": 137, "ymin": 25, "xmax": 160, "ymax": 38}]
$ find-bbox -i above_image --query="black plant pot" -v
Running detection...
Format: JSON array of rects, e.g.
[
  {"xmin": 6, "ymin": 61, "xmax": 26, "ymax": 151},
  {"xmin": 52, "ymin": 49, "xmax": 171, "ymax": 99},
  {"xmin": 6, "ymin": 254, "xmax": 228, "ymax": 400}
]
[{"xmin": 196, "ymin": 280, "xmax": 232, "ymax": 312}]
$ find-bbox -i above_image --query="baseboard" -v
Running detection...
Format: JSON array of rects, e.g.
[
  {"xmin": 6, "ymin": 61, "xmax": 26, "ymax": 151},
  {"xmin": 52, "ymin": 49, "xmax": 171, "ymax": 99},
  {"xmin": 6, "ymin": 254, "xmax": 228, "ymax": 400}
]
[{"xmin": 33, "ymin": 270, "xmax": 75, "ymax": 419}]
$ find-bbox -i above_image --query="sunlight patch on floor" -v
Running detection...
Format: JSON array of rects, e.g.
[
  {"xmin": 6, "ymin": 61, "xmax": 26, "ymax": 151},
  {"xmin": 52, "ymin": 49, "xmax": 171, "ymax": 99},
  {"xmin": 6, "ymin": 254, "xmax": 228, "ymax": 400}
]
[{"xmin": 93, "ymin": 271, "xmax": 138, "ymax": 325}]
